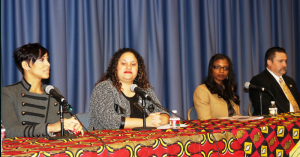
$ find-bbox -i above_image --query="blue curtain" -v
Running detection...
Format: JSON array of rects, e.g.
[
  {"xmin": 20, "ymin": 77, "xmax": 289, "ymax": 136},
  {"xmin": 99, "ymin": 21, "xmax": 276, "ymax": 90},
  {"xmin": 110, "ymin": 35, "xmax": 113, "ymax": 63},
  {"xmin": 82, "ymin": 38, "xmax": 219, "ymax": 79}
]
[{"xmin": 2, "ymin": 0, "xmax": 300, "ymax": 118}]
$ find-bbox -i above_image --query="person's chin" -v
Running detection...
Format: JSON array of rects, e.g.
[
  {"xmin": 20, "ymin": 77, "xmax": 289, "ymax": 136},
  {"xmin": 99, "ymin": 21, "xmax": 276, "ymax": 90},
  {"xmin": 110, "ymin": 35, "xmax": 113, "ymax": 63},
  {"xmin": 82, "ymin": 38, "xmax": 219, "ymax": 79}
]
[
  {"xmin": 217, "ymin": 77, "xmax": 226, "ymax": 81},
  {"xmin": 280, "ymin": 70, "xmax": 287, "ymax": 75},
  {"xmin": 42, "ymin": 75, "xmax": 50, "ymax": 79},
  {"xmin": 121, "ymin": 77, "xmax": 134, "ymax": 82}
]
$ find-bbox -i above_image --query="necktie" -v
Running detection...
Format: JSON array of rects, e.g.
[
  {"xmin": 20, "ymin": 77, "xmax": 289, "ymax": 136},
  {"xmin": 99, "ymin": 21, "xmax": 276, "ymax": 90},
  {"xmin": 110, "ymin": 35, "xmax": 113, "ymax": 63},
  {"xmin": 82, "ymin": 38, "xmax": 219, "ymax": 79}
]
[{"xmin": 279, "ymin": 78, "xmax": 299, "ymax": 112}]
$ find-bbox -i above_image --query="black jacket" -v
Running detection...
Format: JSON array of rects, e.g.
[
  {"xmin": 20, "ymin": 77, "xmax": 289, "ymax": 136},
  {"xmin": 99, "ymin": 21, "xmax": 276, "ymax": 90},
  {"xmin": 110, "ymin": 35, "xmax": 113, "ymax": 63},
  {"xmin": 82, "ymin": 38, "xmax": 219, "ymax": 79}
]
[{"xmin": 249, "ymin": 69, "xmax": 300, "ymax": 115}]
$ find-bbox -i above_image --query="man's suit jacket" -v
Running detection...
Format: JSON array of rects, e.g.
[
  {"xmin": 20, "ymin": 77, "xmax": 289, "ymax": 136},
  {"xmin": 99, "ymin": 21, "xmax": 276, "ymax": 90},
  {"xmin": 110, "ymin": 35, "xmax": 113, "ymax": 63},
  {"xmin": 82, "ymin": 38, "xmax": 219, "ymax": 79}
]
[
  {"xmin": 193, "ymin": 84, "xmax": 241, "ymax": 120},
  {"xmin": 249, "ymin": 69, "xmax": 300, "ymax": 115}
]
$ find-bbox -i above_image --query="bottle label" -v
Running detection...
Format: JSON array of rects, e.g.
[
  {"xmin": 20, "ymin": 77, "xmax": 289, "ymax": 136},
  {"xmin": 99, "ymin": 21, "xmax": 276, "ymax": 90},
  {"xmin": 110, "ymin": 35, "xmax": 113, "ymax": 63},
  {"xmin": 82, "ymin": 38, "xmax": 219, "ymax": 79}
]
[
  {"xmin": 1, "ymin": 128, "xmax": 5, "ymax": 152},
  {"xmin": 269, "ymin": 108, "xmax": 277, "ymax": 116},
  {"xmin": 1, "ymin": 128, "xmax": 5, "ymax": 139},
  {"xmin": 169, "ymin": 118, "xmax": 180, "ymax": 128}
]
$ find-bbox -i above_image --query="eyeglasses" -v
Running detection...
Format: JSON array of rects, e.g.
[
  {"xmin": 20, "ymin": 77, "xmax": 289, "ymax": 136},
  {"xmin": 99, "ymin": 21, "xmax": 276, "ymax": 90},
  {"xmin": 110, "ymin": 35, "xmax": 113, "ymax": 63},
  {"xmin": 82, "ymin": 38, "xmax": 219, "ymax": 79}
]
[{"xmin": 212, "ymin": 65, "xmax": 230, "ymax": 71}]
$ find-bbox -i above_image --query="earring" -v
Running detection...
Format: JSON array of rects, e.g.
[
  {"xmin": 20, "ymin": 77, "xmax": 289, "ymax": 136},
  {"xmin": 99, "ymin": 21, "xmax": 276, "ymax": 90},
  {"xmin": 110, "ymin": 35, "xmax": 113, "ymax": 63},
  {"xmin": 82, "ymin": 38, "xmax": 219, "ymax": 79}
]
[{"xmin": 26, "ymin": 68, "xmax": 29, "ymax": 71}]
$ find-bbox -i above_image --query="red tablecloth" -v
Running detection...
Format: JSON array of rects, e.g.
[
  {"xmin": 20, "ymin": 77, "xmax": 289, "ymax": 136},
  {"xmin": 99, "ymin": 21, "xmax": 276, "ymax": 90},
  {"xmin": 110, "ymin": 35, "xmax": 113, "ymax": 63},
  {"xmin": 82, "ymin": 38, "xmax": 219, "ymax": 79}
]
[
  {"xmin": 2, "ymin": 114, "xmax": 299, "ymax": 157},
  {"xmin": 184, "ymin": 115, "xmax": 300, "ymax": 157},
  {"xmin": 2, "ymin": 129, "xmax": 244, "ymax": 156}
]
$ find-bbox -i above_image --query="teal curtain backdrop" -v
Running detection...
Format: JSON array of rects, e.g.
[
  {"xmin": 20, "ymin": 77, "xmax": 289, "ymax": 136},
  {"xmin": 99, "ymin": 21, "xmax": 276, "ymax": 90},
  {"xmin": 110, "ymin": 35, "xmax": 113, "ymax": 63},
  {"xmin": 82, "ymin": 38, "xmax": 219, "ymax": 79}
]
[{"xmin": 1, "ymin": 0, "xmax": 300, "ymax": 118}]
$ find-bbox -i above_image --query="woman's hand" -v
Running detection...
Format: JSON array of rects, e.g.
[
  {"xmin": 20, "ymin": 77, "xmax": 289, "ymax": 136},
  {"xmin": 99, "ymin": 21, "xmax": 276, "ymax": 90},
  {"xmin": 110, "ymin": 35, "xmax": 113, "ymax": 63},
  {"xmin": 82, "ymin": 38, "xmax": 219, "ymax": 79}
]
[
  {"xmin": 124, "ymin": 113, "xmax": 169, "ymax": 128},
  {"xmin": 48, "ymin": 117, "xmax": 84, "ymax": 136},
  {"xmin": 146, "ymin": 112, "xmax": 162, "ymax": 127}
]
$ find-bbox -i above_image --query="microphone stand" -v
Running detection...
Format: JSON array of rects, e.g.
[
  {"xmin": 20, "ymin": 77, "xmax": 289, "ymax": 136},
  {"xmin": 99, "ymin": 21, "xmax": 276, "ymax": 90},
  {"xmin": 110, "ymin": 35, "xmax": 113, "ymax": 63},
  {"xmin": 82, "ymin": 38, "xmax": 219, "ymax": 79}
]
[
  {"xmin": 150, "ymin": 100, "xmax": 186, "ymax": 121},
  {"xmin": 256, "ymin": 89, "xmax": 287, "ymax": 117},
  {"xmin": 132, "ymin": 98, "xmax": 156, "ymax": 131},
  {"xmin": 48, "ymin": 102, "xmax": 77, "ymax": 140},
  {"xmin": 259, "ymin": 91, "xmax": 263, "ymax": 116}
]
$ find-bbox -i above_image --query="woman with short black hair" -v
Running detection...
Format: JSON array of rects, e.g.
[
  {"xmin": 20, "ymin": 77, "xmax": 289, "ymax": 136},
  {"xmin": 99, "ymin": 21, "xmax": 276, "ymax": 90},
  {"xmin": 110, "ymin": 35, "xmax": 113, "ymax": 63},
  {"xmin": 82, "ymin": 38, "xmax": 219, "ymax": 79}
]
[{"xmin": 1, "ymin": 43, "xmax": 83, "ymax": 138}]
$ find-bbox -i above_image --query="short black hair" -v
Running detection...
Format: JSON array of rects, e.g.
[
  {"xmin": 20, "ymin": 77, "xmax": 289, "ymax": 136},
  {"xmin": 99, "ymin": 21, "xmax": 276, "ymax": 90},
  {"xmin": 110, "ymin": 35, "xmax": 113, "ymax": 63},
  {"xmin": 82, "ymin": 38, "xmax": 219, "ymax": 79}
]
[
  {"xmin": 265, "ymin": 47, "xmax": 286, "ymax": 67},
  {"xmin": 13, "ymin": 43, "xmax": 49, "ymax": 74}
]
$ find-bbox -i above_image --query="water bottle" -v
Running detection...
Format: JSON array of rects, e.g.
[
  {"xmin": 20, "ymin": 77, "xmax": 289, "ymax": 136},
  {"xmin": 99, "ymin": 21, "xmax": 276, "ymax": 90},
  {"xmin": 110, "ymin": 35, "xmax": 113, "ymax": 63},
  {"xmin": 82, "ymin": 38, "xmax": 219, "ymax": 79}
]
[
  {"xmin": 269, "ymin": 101, "xmax": 277, "ymax": 117},
  {"xmin": 169, "ymin": 110, "xmax": 180, "ymax": 129},
  {"xmin": 1, "ymin": 121, "xmax": 5, "ymax": 152}
]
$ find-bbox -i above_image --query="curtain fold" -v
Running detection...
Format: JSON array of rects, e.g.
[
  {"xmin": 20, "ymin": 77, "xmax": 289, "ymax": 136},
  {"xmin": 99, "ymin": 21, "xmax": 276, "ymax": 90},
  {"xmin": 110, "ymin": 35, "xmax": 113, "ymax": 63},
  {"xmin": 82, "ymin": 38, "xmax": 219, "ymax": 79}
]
[{"xmin": 2, "ymin": 0, "xmax": 299, "ymax": 118}]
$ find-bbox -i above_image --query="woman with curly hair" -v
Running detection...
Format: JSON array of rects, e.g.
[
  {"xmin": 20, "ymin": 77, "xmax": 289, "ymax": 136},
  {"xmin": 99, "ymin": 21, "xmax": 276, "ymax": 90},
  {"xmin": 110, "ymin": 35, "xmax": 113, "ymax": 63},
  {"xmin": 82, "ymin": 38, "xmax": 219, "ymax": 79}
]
[
  {"xmin": 193, "ymin": 54, "xmax": 241, "ymax": 120},
  {"xmin": 88, "ymin": 48, "xmax": 169, "ymax": 130}
]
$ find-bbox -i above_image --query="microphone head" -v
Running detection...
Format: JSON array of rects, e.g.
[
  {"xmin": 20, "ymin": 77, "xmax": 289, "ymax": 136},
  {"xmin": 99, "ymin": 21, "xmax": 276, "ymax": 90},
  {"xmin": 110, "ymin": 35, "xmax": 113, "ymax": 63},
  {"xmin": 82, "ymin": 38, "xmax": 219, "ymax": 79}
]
[
  {"xmin": 244, "ymin": 82, "xmax": 250, "ymax": 89},
  {"xmin": 130, "ymin": 84, "xmax": 138, "ymax": 92},
  {"xmin": 45, "ymin": 85, "xmax": 54, "ymax": 94}
]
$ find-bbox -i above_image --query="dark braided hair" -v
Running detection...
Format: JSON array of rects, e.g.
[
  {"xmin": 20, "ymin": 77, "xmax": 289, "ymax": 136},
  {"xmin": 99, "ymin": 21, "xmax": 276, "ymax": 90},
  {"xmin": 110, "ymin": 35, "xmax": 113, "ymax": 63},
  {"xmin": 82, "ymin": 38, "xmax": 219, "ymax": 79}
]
[
  {"xmin": 204, "ymin": 54, "xmax": 240, "ymax": 105},
  {"xmin": 96, "ymin": 48, "xmax": 152, "ymax": 93}
]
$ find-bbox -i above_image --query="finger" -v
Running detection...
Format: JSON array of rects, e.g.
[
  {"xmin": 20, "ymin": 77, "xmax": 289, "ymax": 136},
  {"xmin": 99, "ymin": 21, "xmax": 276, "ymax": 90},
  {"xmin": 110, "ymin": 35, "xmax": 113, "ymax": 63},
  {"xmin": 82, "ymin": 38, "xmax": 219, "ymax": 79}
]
[
  {"xmin": 152, "ymin": 121, "xmax": 162, "ymax": 125},
  {"xmin": 152, "ymin": 122, "xmax": 161, "ymax": 127},
  {"xmin": 150, "ymin": 114, "xmax": 160, "ymax": 117},
  {"xmin": 81, "ymin": 130, "xmax": 84, "ymax": 136},
  {"xmin": 75, "ymin": 127, "xmax": 84, "ymax": 136},
  {"xmin": 148, "ymin": 113, "xmax": 156, "ymax": 116},
  {"xmin": 74, "ymin": 124, "xmax": 82, "ymax": 131},
  {"xmin": 151, "ymin": 118, "xmax": 161, "ymax": 122},
  {"xmin": 151, "ymin": 116, "xmax": 161, "ymax": 120},
  {"xmin": 151, "ymin": 118, "xmax": 162, "ymax": 123},
  {"xmin": 154, "ymin": 112, "xmax": 160, "ymax": 115}
]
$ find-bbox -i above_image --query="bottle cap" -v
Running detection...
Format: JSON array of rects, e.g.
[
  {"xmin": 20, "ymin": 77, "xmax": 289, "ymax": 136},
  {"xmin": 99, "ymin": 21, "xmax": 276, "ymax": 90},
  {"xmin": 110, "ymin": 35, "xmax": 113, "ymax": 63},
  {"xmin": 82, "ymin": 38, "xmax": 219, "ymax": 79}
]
[
  {"xmin": 271, "ymin": 101, "xmax": 275, "ymax": 105},
  {"xmin": 172, "ymin": 110, "xmax": 177, "ymax": 113}
]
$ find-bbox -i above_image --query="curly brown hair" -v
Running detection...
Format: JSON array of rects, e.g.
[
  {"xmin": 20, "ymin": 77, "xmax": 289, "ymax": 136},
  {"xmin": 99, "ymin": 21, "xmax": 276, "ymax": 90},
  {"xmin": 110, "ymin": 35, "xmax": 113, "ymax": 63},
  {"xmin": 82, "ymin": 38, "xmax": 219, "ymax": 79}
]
[{"xmin": 96, "ymin": 48, "xmax": 152, "ymax": 93}]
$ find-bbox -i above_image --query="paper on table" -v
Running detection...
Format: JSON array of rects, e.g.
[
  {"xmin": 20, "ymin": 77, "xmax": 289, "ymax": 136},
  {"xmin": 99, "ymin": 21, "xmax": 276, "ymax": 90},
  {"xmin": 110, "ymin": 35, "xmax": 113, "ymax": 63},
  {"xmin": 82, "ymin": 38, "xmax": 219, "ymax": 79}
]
[
  {"xmin": 157, "ymin": 124, "xmax": 189, "ymax": 129},
  {"xmin": 217, "ymin": 116, "xmax": 264, "ymax": 121}
]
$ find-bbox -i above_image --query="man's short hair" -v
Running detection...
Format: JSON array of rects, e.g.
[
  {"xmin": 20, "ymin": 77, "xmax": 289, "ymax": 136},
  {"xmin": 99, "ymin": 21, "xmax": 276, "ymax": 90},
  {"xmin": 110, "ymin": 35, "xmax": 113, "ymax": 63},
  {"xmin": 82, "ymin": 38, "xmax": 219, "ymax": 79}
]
[{"xmin": 264, "ymin": 47, "xmax": 286, "ymax": 67}]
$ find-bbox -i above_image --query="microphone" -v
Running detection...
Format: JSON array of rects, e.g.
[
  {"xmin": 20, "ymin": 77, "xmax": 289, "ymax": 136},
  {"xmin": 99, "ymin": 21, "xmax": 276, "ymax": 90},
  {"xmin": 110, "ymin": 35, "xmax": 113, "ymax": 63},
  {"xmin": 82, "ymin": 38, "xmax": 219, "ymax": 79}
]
[
  {"xmin": 130, "ymin": 84, "xmax": 152, "ymax": 101},
  {"xmin": 130, "ymin": 84, "xmax": 187, "ymax": 120},
  {"xmin": 45, "ymin": 85, "xmax": 76, "ymax": 140},
  {"xmin": 45, "ymin": 85, "xmax": 68, "ymax": 105},
  {"xmin": 244, "ymin": 82, "xmax": 288, "ymax": 113},
  {"xmin": 244, "ymin": 82, "xmax": 267, "ymax": 91}
]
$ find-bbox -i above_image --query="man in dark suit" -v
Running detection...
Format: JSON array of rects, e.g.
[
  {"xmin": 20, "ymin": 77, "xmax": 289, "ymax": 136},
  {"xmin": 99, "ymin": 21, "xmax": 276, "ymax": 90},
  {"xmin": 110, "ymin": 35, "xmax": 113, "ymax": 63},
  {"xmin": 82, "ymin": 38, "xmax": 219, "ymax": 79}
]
[{"xmin": 249, "ymin": 47, "xmax": 300, "ymax": 115}]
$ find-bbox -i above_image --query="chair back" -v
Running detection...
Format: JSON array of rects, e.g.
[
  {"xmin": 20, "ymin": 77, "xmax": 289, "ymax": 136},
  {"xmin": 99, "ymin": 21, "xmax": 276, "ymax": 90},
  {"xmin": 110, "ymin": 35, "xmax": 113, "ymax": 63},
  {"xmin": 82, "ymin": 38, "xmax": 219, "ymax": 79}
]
[
  {"xmin": 187, "ymin": 107, "xmax": 198, "ymax": 120},
  {"xmin": 75, "ymin": 113, "xmax": 89, "ymax": 130},
  {"xmin": 248, "ymin": 103, "xmax": 253, "ymax": 116}
]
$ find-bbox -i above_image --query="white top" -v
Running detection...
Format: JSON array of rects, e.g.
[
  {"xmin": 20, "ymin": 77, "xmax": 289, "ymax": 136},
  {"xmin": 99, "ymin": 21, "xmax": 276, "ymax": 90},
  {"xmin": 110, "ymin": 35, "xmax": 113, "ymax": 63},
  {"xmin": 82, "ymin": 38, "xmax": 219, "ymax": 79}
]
[
  {"xmin": 172, "ymin": 110, "xmax": 177, "ymax": 114},
  {"xmin": 266, "ymin": 68, "xmax": 294, "ymax": 112}
]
